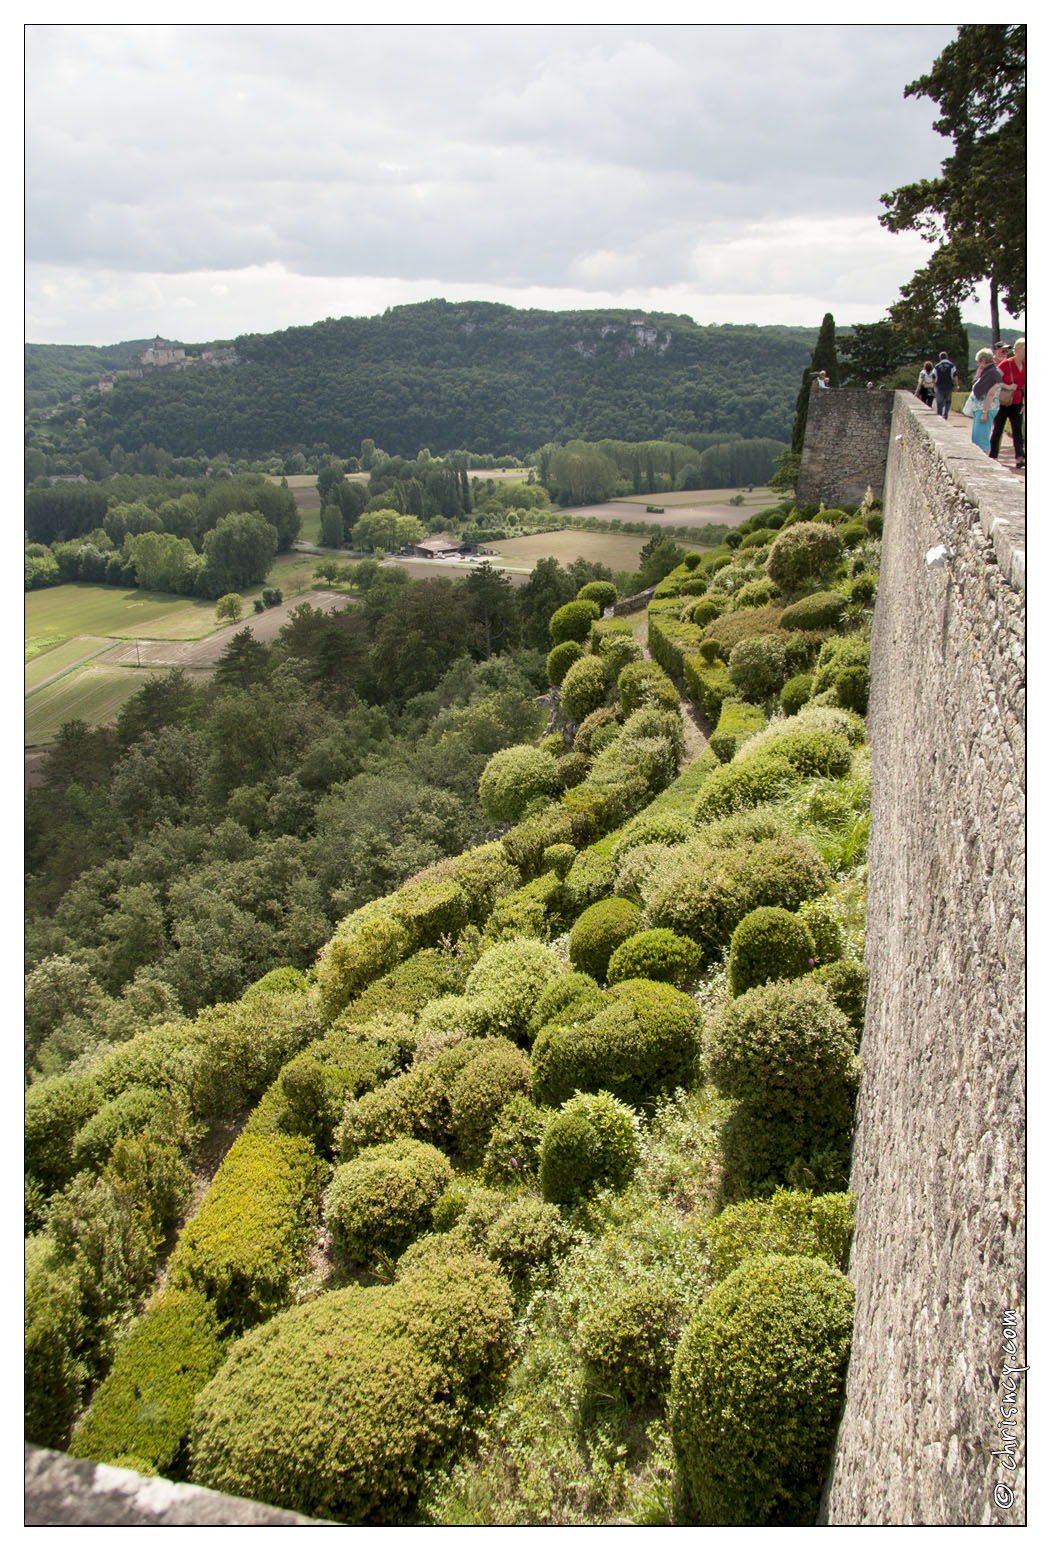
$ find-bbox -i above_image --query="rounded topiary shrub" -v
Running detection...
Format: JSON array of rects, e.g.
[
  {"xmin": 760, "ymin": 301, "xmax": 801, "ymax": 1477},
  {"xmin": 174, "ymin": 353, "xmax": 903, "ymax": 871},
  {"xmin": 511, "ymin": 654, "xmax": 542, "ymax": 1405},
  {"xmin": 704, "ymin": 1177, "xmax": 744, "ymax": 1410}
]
[
  {"xmin": 315, "ymin": 911, "xmax": 410, "ymax": 1021},
  {"xmin": 546, "ymin": 639, "xmax": 584, "ymax": 687},
  {"xmin": 528, "ymin": 971, "xmax": 604, "ymax": 1037},
  {"xmin": 766, "ymin": 522, "xmax": 842, "ymax": 592},
  {"xmin": 539, "ymin": 1091, "xmax": 641, "ymax": 1206},
  {"xmin": 324, "ymin": 1136, "xmax": 453, "ymax": 1265},
  {"xmin": 834, "ymin": 664, "xmax": 870, "ymax": 715},
  {"xmin": 576, "ymin": 580, "xmax": 618, "ymax": 610},
  {"xmin": 767, "ymin": 727, "xmax": 852, "ymax": 779},
  {"xmin": 71, "ymin": 1084, "xmax": 184, "ymax": 1173},
  {"xmin": 25, "ymin": 1073, "xmax": 102, "ymax": 1195},
  {"xmin": 728, "ymin": 636, "xmax": 787, "ymax": 702},
  {"xmin": 606, "ymin": 928, "xmax": 700, "ymax": 988},
  {"xmin": 849, "ymin": 572, "xmax": 878, "ymax": 606},
  {"xmin": 188, "ymin": 1251, "xmax": 513, "ymax": 1523},
  {"xmin": 481, "ymin": 1094, "xmax": 551, "ymax": 1185},
  {"xmin": 732, "ymin": 577, "xmax": 779, "ymax": 609},
  {"xmin": 692, "ymin": 750, "xmax": 798, "ymax": 823},
  {"xmin": 478, "ymin": 744, "xmax": 562, "ymax": 825},
  {"xmin": 727, "ymin": 907, "xmax": 817, "ymax": 997},
  {"xmin": 618, "ymin": 660, "xmax": 680, "ymax": 716},
  {"xmin": 559, "ymin": 654, "xmax": 608, "ymax": 724},
  {"xmin": 779, "ymin": 672, "xmax": 813, "ymax": 717},
  {"xmin": 568, "ymin": 897, "xmax": 643, "ymax": 981},
  {"xmin": 464, "ymin": 938, "xmax": 563, "ymax": 1045},
  {"xmin": 484, "ymin": 1195, "xmax": 574, "ymax": 1294},
  {"xmin": 579, "ymin": 1282, "xmax": 682, "ymax": 1403},
  {"xmin": 809, "ymin": 958, "xmax": 869, "ymax": 1037},
  {"xmin": 797, "ymin": 896, "xmax": 845, "ymax": 965},
  {"xmin": 779, "ymin": 590, "xmax": 846, "ymax": 631},
  {"xmin": 574, "ymin": 705, "xmax": 621, "ymax": 755},
  {"xmin": 69, "ymin": 1286, "xmax": 225, "ymax": 1476},
  {"xmin": 549, "ymin": 598, "xmax": 601, "ymax": 646},
  {"xmin": 532, "ymin": 979, "xmax": 701, "ymax": 1108},
  {"xmin": 702, "ymin": 1188, "xmax": 856, "ymax": 1285},
  {"xmin": 448, "ymin": 1040, "xmax": 532, "ymax": 1165},
  {"xmin": 671, "ymin": 1254, "xmax": 855, "ymax": 1524}
]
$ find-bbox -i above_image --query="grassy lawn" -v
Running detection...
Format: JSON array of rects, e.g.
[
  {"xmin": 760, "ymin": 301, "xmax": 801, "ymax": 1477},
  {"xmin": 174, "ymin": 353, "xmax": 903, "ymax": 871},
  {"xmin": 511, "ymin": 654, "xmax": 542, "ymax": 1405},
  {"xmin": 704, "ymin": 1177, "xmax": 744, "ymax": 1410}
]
[
  {"xmin": 25, "ymin": 665, "xmax": 151, "ymax": 745},
  {"xmin": 25, "ymin": 637, "xmax": 115, "ymax": 691},
  {"xmin": 25, "ymin": 586, "xmax": 221, "ymax": 658}
]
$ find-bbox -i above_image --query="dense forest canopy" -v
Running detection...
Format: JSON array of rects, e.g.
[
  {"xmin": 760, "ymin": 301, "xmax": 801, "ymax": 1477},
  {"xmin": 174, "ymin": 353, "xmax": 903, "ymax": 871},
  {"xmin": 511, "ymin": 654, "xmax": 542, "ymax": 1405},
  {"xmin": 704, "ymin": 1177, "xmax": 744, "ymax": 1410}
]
[{"xmin": 25, "ymin": 302, "xmax": 817, "ymax": 470}]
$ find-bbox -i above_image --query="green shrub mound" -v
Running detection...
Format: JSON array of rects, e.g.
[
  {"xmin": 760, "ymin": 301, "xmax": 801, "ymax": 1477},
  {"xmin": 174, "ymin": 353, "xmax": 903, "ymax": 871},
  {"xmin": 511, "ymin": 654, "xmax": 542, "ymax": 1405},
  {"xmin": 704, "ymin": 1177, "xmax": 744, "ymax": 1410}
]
[
  {"xmin": 811, "ymin": 634, "xmax": 870, "ymax": 698},
  {"xmin": 242, "ymin": 965, "xmax": 308, "ymax": 1000},
  {"xmin": 549, "ymin": 598, "xmax": 601, "ymax": 645},
  {"xmin": 69, "ymin": 1287, "xmax": 225, "ymax": 1476},
  {"xmin": 577, "ymin": 580, "xmax": 618, "ymax": 610},
  {"xmin": 448, "ymin": 1040, "xmax": 533, "ymax": 1164},
  {"xmin": 573, "ymin": 704, "xmax": 621, "ymax": 755},
  {"xmin": 702, "ymin": 1188, "xmax": 856, "ymax": 1285},
  {"xmin": 546, "ymin": 638, "xmax": 584, "ymax": 687},
  {"xmin": 25, "ymin": 1235, "xmax": 86, "ymax": 1449},
  {"xmin": 731, "ymin": 576, "xmax": 779, "ymax": 607},
  {"xmin": 464, "ymin": 937, "xmax": 563, "ymax": 1043},
  {"xmin": 578, "ymin": 1282, "xmax": 682, "ymax": 1403},
  {"xmin": 188, "ymin": 1250, "xmax": 514, "ymax": 1523},
  {"xmin": 692, "ymin": 750, "xmax": 799, "ymax": 822},
  {"xmin": 568, "ymin": 897, "xmax": 644, "ymax": 982},
  {"xmin": 780, "ymin": 672, "xmax": 813, "ymax": 717},
  {"xmin": 559, "ymin": 654, "xmax": 609, "ymax": 724},
  {"xmin": 727, "ymin": 907, "xmax": 817, "ymax": 997},
  {"xmin": 478, "ymin": 744, "xmax": 562, "ymax": 825},
  {"xmin": 314, "ymin": 911, "xmax": 410, "ymax": 1021},
  {"xmin": 277, "ymin": 1035, "xmax": 391, "ymax": 1153},
  {"xmin": 809, "ymin": 958, "xmax": 869, "ymax": 1037},
  {"xmin": 709, "ymin": 699, "xmax": 767, "ymax": 763},
  {"xmin": 690, "ymin": 596, "xmax": 724, "ymax": 628},
  {"xmin": 324, "ymin": 1136, "xmax": 452, "ymax": 1265},
  {"xmin": 25, "ymin": 1073, "xmax": 102, "ymax": 1195},
  {"xmin": 671, "ymin": 1254, "xmax": 855, "ymax": 1524},
  {"xmin": 765, "ymin": 727, "xmax": 853, "ymax": 779},
  {"xmin": 337, "ymin": 1037, "xmax": 494, "ymax": 1157},
  {"xmin": 606, "ymin": 928, "xmax": 699, "ymax": 988},
  {"xmin": 610, "ymin": 810, "xmax": 694, "ymax": 864},
  {"xmin": 833, "ymin": 664, "xmax": 870, "ymax": 715},
  {"xmin": 70, "ymin": 1084, "xmax": 184, "ymax": 1174},
  {"xmin": 528, "ymin": 971, "xmax": 604, "ymax": 1037},
  {"xmin": 532, "ymin": 978, "xmax": 701, "ymax": 1108},
  {"xmin": 391, "ymin": 879, "xmax": 470, "ymax": 951},
  {"xmin": 797, "ymin": 896, "xmax": 845, "ymax": 965},
  {"xmin": 539, "ymin": 1091, "xmax": 642, "ymax": 1206},
  {"xmin": 705, "ymin": 978, "xmax": 857, "ymax": 1192},
  {"xmin": 484, "ymin": 1195, "xmax": 575, "ymax": 1295},
  {"xmin": 779, "ymin": 590, "xmax": 846, "ymax": 632},
  {"xmin": 618, "ymin": 660, "xmax": 680, "ymax": 716},
  {"xmin": 482, "ymin": 1094, "xmax": 551, "ymax": 1184},
  {"xmin": 169, "ymin": 1133, "xmax": 326, "ymax": 1332},
  {"xmin": 849, "ymin": 572, "xmax": 878, "ymax": 606},
  {"xmin": 727, "ymin": 636, "xmax": 788, "ymax": 702},
  {"xmin": 766, "ymin": 522, "xmax": 843, "ymax": 592}
]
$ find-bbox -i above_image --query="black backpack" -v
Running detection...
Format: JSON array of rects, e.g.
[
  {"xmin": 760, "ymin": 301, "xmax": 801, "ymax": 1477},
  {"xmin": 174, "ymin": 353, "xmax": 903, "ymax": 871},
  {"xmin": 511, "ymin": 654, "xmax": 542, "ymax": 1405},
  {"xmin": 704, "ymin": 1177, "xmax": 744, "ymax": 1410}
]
[{"xmin": 934, "ymin": 359, "xmax": 956, "ymax": 389}]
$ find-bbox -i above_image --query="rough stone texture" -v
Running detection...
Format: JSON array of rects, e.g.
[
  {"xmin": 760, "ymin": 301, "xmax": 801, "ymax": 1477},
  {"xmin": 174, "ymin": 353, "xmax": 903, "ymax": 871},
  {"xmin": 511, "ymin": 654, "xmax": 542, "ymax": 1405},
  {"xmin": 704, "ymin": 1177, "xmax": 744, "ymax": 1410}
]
[
  {"xmin": 25, "ymin": 1446, "xmax": 329, "ymax": 1525},
  {"xmin": 822, "ymin": 392, "xmax": 1025, "ymax": 1525},
  {"xmin": 797, "ymin": 387, "xmax": 895, "ymax": 508}
]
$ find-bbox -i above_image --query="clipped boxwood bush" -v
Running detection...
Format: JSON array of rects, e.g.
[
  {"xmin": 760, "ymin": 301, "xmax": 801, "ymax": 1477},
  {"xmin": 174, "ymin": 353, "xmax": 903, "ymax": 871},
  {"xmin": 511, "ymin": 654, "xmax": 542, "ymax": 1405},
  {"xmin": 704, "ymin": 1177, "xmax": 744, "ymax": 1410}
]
[
  {"xmin": 606, "ymin": 927, "xmax": 699, "ymax": 988},
  {"xmin": 482, "ymin": 1093, "xmax": 551, "ymax": 1185},
  {"xmin": 709, "ymin": 698, "xmax": 767, "ymax": 763},
  {"xmin": 539, "ymin": 1091, "xmax": 642, "ymax": 1205},
  {"xmin": 189, "ymin": 1250, "xmax": 514, "ymax": 1523},
  {"xmin": 618, "ymin": 660, "xmax": 680, "ymax": 716},
  {"xmin": 484, "ymin": 1195, "xmax": 574, "ymax": 1295},
  {"xmin": 528, "ymin": 971, "xmax": 604, "ymax": 1038},
  {"xmin": 690, "ymin": 596, "xmax": 724, "ymax": 628},
  {"xmin": 728, "ymin": 635, "xmax": 787, "ymax": 702},
  {"xmin": 811, "ymin": 633, "xmax": 870, "ymax": 697},
  {"xmin": 559, "ymin": 654, "xmax": 609, "ymax": 724},
  {"xmin": 692, "ymin": 749, "xmax": 799, "ymax": 822},
  {"xmin": 779, "ymin": 590, "xmax": 846, "ymax": 632},
  {"xmin": 549, "ymin": 598, "xmax": 601, "ymax": 645},
  {"xmin": 169, "ymin": 1133, "xmax": 326, "ymax": 1332},
  {"xmin": 324, "ymin": 1136, "xmax": 452, "ymax": 1264},
  {"xmin": 391, "ymin": 878, "xmax": 470, "ymax": 951},
  {"xmin": 809, "ymin": 958, "xmax": 869, "ymax": 1037},
  {"xmin": 25, "ymin": 1073, "xmax": 102, "ymax": 1195},
  {"xmin": 568, "ymin": 896, "xmax": 644, "ymax": 981},
  {"xmin": 702, "ymin": 1187, "xmax": 855, "ymax": 1285},
  {"xmin": 278, "ymin": 1035, "xmax": 391, "ymax": 1153},
  {"xmin": 797, "ymin": 896, "xmax": 845, "ymax": 965},
  {"xmin": 780, "ymin": 672, "xmax": 813, "ymax": 717},
  {"xmin": 577, "ymin": 579, "xmax": 618, "ymax": 610},
  {"xmin": 71, "ymin": 1084, "xmax": 185, "ymax": 1174},
  {"xmin": 766, "ymin": 522, "xmax": 843, "ymax": 592},
  {"xmin": 25, "ymin": 1234, "xmax": 86, "ymax": 1449},
  {"xmin": 464, "ymin": 937, "xmax": 563, "ymax": 1044},
  {"xmin": 579, "ymin": 1282, "xmax": 682, "ymax": 1403},
  {"xmin": 727, "ymin": 907, "xmax": 817, "ymax": 997},
  {"xmin": 478, "ymin": 744, "xmax": 562, "ymax": 825},
  {"xmin": 546, "ymin": 638, "xmax": 584, "ymax": 687},
  {"xmin": 448, "ymin": 1040, "xmax": 533, "ymax": 1164},
  {"xmin": 532, "ymin": 978, "xmax": 701, "ymax": 1108},
  {"xmin": 242, "ymin": 966, "xmax": 308, "ymax": 999},
  {"xmin": 314, "ymin": 911, "xmax": 409, "ymax": 1022},
  {"xmin": 671, "ymin": 1254, "xmax": 855, "ymax": 1523},
  {"xmin": 69, "ymin": 1286, "xmax": 225, "ymax": 1476}
]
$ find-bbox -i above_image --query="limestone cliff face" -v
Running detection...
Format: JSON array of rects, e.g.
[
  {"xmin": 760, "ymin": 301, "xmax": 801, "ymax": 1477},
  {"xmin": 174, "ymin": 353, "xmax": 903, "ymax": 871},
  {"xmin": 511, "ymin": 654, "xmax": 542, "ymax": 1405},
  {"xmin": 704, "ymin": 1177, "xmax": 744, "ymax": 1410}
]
[{"xmin": 822, "ymin": 395, "xmax": 1025, "ymax": 1525}]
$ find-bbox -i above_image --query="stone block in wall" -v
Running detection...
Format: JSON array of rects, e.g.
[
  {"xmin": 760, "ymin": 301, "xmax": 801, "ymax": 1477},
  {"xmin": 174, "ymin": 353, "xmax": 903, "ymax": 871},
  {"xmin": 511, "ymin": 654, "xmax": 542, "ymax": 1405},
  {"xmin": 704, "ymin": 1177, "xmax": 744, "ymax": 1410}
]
[{"xmin": 797, "ymin": 388, "xmax": 894, "ymax": 508}]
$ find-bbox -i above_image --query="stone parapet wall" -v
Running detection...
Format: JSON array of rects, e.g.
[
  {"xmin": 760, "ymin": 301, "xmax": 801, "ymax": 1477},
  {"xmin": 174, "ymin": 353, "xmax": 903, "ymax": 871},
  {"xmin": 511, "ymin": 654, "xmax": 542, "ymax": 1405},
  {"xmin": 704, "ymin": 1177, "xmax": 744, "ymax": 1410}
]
[
  {"xmin": 822, "ymin": 392, "xmax": 1025, "ymax": 1524},
  {"xmin": 796, "ymin": 387, "xmax": 895, "ymax": 508}
]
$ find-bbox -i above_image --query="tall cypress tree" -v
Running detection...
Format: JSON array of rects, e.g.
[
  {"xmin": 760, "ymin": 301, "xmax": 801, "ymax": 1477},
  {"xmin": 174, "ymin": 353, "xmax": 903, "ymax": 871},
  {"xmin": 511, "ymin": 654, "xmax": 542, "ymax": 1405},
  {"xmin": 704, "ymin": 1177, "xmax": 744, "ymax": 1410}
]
[{"xmin": 792, "ymin": 313, "xmax": 840, "ymax": 453}]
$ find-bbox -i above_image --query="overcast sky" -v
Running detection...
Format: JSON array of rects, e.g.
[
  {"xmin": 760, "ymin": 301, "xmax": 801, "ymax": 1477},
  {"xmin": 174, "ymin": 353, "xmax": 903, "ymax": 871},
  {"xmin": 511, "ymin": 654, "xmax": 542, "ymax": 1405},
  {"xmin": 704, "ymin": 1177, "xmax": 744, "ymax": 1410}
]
[{"xmin": 26, "ymin": 21, "xmax": 997, "ymax": 346}]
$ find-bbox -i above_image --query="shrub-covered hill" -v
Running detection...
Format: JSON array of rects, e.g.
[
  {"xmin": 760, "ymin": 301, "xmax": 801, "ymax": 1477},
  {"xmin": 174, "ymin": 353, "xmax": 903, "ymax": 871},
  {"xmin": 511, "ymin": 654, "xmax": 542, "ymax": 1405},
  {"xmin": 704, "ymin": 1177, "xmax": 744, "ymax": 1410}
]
[
  {"xmin": 26, "ymin": 301, "xmax": 816, "ymax": 464},
  {"xmin": 26, "ymin": 498, "xmax": 880, "ymax": 1523}
]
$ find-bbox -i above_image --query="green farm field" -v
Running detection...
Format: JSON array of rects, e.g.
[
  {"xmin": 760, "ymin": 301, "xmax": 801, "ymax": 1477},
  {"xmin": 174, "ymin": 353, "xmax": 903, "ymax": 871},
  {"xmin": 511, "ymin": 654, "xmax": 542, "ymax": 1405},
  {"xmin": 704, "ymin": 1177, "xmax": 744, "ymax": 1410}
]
[
  {"xmin": 25, "ymin": 636, "xmax": 114, "ymax": 691},
  {"xmin": 25, "ymin": 665, "xmax": 194, "ymax": 747},
  {"xmin": 485, "ymin": 530, "xmax": 645, "ymax": 572}
]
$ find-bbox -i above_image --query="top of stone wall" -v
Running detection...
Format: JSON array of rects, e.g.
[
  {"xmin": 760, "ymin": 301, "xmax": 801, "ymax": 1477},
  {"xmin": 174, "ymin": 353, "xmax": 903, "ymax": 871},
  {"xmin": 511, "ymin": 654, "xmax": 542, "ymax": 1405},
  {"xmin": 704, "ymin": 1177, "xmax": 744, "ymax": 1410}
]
[{"xmin": 892, "ymin": 392, "xmax": 1025, "ymax": 591}]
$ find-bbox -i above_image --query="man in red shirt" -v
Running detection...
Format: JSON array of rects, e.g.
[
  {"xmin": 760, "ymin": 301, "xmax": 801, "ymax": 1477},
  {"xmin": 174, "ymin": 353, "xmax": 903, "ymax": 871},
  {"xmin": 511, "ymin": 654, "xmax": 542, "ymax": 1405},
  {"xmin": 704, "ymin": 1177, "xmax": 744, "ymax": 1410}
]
[{"xmin": 990, "ymin": 339, "xmax": 1025, "ymax": 468}]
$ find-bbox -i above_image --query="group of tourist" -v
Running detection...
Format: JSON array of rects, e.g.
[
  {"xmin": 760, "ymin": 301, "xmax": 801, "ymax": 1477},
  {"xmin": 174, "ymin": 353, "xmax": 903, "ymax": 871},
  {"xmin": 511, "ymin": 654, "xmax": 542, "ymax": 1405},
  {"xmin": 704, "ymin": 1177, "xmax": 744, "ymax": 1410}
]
[{"xmin": 916, "ymin": 340, "xmax": 1025, "ymax": 468}]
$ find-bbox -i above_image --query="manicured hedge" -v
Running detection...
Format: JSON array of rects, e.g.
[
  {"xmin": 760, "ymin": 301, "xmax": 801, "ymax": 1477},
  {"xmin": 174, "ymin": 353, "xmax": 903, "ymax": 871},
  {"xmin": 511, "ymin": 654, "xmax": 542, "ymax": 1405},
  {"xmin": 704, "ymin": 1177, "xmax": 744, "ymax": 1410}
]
[
  {"xmin": 324, "ymin": 1136, "xmax": 452, "ymax": 1264},
  {"xmin": 709, "ymin": 699, "xmax": 767, "ymax": 763},
  {"xmin": 539, "ymin": 1091, "xmax": 642, "ymax": 1205},
  {"xmin": 568, "ymin": 896, "xmax": 643, "ymax": 981},
  {"xmin": 532, "ymin": 978, "xmax": 701, "ymax": 1108},
  {"xmin": 702, "ymin": 1188, "xmax": 856, "ymax": 1285},
  {"xmin": 188, "ymin": 1250, "xmax": 514, "ymax": 1523},
  {"xmin": 169, "ymin": 1133, "xmax": 326, "ymax": 1332}
]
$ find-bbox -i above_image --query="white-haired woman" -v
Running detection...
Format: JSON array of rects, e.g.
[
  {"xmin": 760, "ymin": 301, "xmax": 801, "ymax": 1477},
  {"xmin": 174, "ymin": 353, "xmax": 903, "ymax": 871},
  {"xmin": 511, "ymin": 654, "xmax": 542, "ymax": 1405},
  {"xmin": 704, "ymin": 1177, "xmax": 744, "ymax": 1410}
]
[{"xmin": 970, "ymin": 349, "xmax": 1003, "ymax": 455}]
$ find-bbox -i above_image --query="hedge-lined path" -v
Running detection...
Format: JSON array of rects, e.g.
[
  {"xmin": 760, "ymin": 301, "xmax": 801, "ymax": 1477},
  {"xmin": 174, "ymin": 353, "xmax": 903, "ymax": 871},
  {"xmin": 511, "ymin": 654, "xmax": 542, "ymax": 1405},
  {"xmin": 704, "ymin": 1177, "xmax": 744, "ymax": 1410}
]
[{"xmin": 622, "ymin": 604, "xmax": 712, "ymax": 764}]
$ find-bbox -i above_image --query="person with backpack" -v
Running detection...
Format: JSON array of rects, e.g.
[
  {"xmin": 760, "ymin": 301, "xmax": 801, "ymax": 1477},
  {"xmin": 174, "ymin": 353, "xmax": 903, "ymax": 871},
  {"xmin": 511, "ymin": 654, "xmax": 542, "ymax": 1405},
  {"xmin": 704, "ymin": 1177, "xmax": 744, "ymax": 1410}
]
[
  {"xmin": 915, "ymin": 361, "xmax": 937, "ymax": 406},
  {"xmin": 933, "ymin": 353, "xmax": 959, "ymax": 419},
  {"xmin": 990, "ymin": 339, "xmax": 1025, "ymax": 468}
]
